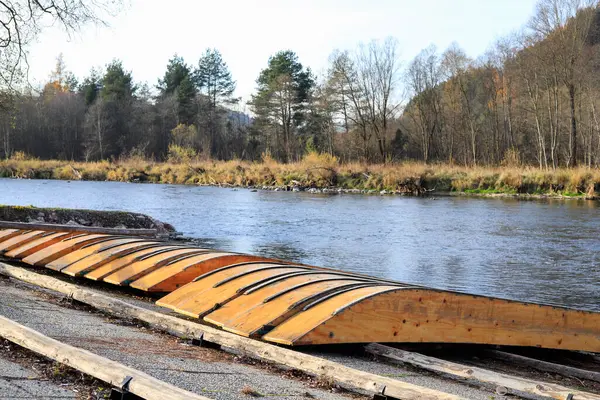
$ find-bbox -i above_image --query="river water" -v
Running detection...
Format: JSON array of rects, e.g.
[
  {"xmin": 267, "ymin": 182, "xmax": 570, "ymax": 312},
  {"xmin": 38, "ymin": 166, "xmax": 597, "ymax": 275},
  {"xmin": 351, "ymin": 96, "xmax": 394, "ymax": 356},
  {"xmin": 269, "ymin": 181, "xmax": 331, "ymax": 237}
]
[{"xmin": 1, "ymin": 178, "xmax": 599, "ymax": 311}]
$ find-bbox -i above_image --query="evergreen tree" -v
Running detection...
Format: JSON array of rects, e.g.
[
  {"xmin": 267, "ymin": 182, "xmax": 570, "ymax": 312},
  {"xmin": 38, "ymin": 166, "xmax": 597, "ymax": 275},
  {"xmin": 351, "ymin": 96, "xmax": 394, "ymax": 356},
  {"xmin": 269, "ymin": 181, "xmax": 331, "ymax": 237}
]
[
  {"xmin": 249, "ymin": 50, "xmax": 314, "ymax": 162},
  {"xmin": 196, "ymin": 49, "xmax": 237, "ymax": 157},
  {"xmin": 158, "ymin": 55, "xmax": 197, "ymax": 125},
  {"xmin": 79, "ymin": 68, "xmax": 101, "ymax": 107},
  {"xmin": 196, "ymin": 49, "xmax": 236, "ymax": 109}
]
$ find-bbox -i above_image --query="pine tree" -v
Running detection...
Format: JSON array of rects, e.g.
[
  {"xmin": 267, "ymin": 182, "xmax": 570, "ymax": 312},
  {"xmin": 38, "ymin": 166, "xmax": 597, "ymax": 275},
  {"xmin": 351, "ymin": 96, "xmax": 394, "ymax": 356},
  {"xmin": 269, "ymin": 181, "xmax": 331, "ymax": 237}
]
[
  {"xmin": 158, "ymin": 55, "xmax": 197, "ymax": 125},
  {"xmin": 249, "ymin": 50, "xmax": 314, "ymax": 162},
  {"xmin": 196, "ymin": 49, "xmax": 237, "ymax": 156}
]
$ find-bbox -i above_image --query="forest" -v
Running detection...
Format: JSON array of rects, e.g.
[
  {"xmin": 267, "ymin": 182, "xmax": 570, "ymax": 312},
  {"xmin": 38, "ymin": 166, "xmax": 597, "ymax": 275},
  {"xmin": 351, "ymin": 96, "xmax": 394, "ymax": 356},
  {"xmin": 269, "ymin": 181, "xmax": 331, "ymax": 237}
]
[{"xmin": 1, "ymin": 0, "xmax": 600, "ymax": 170}]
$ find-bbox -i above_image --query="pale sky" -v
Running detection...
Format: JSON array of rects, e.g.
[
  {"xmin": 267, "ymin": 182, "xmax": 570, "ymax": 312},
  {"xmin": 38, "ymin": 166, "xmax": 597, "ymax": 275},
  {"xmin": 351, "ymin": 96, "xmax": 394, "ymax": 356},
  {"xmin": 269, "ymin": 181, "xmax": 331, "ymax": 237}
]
[{"xmin": 26, "ymin": 0, "xmax": 539, "ymax": 102}]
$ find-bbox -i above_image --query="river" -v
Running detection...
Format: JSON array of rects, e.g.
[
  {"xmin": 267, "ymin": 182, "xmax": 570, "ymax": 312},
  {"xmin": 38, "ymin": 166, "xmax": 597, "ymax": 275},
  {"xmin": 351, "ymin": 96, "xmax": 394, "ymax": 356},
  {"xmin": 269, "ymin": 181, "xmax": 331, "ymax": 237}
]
[{"xmin": 1, "ymin": 178, "xmax": 599, "ymax": 311}]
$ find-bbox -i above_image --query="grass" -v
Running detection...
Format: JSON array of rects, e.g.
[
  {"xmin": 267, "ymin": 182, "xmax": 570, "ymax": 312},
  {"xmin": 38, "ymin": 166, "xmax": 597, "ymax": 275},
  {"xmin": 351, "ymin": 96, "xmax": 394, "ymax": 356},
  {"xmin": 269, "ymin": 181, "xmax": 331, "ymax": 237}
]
[{"xmin": 1, "ymin": 152, "xmax": 599, "ymax": 198}]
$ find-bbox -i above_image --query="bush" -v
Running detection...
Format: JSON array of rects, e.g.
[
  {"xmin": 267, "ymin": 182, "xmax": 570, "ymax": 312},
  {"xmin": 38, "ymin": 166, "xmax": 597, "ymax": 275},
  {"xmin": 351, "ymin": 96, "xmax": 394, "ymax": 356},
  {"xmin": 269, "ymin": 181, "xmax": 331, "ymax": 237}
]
[{"xmin": 167, "ymin": 144, "xmax": 197, "ymax": 164}]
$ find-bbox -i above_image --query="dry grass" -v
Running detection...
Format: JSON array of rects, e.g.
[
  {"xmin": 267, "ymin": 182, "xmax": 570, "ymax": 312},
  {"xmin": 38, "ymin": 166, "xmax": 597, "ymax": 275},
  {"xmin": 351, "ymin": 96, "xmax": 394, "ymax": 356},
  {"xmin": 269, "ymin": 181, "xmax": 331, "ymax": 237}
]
[
  {"xmin": 1, "ymin": 153, "xmax": 600, "ymax": 197},
  {"xmin": 240, "ymin": 385, "xmax": 262, "ymax": 397}
]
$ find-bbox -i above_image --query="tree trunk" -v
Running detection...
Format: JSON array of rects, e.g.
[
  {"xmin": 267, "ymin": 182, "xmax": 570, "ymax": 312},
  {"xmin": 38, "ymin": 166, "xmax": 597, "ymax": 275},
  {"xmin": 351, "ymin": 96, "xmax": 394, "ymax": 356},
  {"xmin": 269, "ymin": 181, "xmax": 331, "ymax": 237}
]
[{"xmin": 569, "ymin": 83, "xmax": 577, "ymax": 167}]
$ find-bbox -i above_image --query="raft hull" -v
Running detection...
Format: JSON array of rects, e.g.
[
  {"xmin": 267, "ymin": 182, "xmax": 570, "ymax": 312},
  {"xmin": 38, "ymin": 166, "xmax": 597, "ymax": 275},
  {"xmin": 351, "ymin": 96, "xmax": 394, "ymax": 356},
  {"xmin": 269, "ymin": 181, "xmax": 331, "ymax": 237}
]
[{"xmin": 0, "ymin": 227, "xmax": 598, "ymax": 352}]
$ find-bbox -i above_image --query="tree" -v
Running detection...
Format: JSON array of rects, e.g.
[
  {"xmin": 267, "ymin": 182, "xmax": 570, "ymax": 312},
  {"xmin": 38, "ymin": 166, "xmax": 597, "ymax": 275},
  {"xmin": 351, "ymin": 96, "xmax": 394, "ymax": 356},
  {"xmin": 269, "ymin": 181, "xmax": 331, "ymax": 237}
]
[
  {"xmin": 83, "ymin": 60, "xmax": 135, "ymax": 159},
  {"xmin": 158, "ymin": 55, "xmax": 196, "ymax": 125},
  {"xmin": 197, "ymin": 49, "xmax": 236, "ymax": 109},
  {"xmin": 249, "ymin": 50, "xmax": 314, "ymax": 162},
  {"xmin": 529, "ymin": 0, "xmax": 598, "ymax": 166},
  {"xmin": 0, "ymin": 1, "xmax": 122, "ymax": 94},
  {"xmin": 405, "ymin": 45, "xmax": 443, "ymax": 163},
  {"xmin": 442, "ymin": 43, "xmax": 479, "ymax": 165},
  {"xmin": 79, "ymin": 68, "xmax": 101, "ymax": 106},
  {"xmin": 356, "ymin": 38, "xmax": 402, "ymax": 162},
  {"xmin": 196, "ymin": 49, "xmax": 237, "ymax": 157}
]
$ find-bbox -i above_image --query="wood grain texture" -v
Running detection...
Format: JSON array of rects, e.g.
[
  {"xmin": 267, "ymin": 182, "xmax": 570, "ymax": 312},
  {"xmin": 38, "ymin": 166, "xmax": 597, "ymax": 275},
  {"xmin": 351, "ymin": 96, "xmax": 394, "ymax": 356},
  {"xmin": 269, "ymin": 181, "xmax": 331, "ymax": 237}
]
[
  {"xmin": 102, "ymin": 248, "xmax": 210, "ymax": 286},
  {"xmin": 22, "ymin": 234, "xmax": 110, "ymax": 266},
  {"xmin": 84, "ymin": 245, "xmax": 182, "ymax": 281},
  {"xmin": 265, "ymin": 288, "xmax": 600, "ymax": 352},
  {"xmin": 0, "ymin": 262, "xmax": 460, "ymax": 400},
  {"xmin": 4, "ymin": 232, "xmax": 74, "ymax": 258},
  {"xmin": 0, "ymin": 230, "xmax": 47, "ymax": 253},
  {"xmin": 0, "ymin": 315, "xmax": 208, "ymax": 400},
  {"xmin": 130, "ymin": 253, "xmax": 279, "ymax": 292},
  {"xmin": 365, "ymin": 343, "xmax": 600, "ymax": 400}
]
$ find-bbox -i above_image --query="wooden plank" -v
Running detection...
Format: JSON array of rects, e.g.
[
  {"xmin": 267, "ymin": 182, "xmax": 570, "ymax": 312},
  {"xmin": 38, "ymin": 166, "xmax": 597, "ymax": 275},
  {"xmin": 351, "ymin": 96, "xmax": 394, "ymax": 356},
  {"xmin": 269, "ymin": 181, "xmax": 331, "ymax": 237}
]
[
  {"xmin": 0, "ymin": 262, "xmax": 460, "ymax": 400},
  {"xmin": 102, "ymin": 248, "xmax": 211, "ymax": 286},
  {"xmin": 264, "ymin": 288, "xmax": 600, "ymax": 351},
  {"xmin": 167, "ymin": 267, "xmax": 309, "ymax": 319},
  {"xmin": 263, "ymin": 285, "xmax": 400, "ymax": 345},
  {"xmin": 60, "ymin": 241, "xmax": 161, "ymax": 277},
  {"xmin": 4, "ymin": 232, "xmax": 74, "ymax": 258},
  {"xmin": 0, "ymin": 230, "xmax": 47, "ymax": 253},
  {"xmin": 156, "ymin": 263, "xmax": 291, "ymax": 311},
  {"xmin": 484, "ymin": 349, "xmax": 600, "ymax": 383},
  {"xmin": 365, "ymin": 343, "xmax": 600, "ymax": 400},
  {"xmin": 0, "ymin": 315, "xmax": 209, "ymax": 400},
  {"xmin": 22, "ymin": 234, "xmax": 111, "ymax": 266},
  {"xmin": 129, "ymin": 253, "xmax": 279, "ymax": 292},
  {"xmin": 84, "ymin": 245, "xmax": 183, "ymax": 281},
  {"xmin": 0, "ymin": 220, "xmax": 158, "ymax": 236},
  {"xmin": 204, "ymin": 275, "xmax": 369, "ymax": 337},
  {"xmin": 46, "ymin": 238, "xmax": 154, "ymax": 272},
  {"xmin": 0, "ymin": 229, "xmax": 21, "ymax": 242}
]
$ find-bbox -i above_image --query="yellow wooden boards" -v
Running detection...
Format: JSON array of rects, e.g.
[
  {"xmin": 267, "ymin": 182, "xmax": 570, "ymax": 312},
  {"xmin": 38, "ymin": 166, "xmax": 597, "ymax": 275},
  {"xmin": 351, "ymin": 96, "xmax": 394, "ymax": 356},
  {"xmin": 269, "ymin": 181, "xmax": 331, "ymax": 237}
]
[
  {"xmin": 263, "ymin": 288, "xmax": 600, "ymax": 351},
  {"xmin": 0, "ymin": 230, "xmax": 48, "ymax": 253},
  {"xmin": 130, "ymin": 253, "xmax": 283, "ymax": 292},
  {"xmin": 1, "ymin": 227, "xmax": 600, "ymax": 352},
  {"xmin": 5, "ymin": 232, "xmax": 75, "ymax": 258}
]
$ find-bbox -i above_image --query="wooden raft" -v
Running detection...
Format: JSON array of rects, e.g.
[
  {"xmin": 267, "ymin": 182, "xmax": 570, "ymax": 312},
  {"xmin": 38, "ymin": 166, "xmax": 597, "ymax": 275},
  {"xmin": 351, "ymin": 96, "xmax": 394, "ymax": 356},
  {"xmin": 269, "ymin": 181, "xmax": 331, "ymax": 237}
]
[{"xmin": 0, "ymin": 227, "xmax": 599, "ymax": 351}]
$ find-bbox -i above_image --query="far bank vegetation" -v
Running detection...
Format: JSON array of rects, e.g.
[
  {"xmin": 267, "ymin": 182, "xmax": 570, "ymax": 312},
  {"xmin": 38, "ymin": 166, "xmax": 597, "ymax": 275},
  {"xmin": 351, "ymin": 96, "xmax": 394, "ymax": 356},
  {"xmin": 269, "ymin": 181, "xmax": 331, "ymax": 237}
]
[{"xmin": 1, "ymin": 0, "xmax": 600, "ymax": 197}]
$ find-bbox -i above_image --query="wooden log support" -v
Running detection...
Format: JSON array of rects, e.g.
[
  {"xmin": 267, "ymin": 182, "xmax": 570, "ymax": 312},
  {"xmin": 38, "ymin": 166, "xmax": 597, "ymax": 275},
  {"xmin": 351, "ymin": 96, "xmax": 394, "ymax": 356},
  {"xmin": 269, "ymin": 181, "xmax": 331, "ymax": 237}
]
[
  {"xmin": 0, "ymin": 315, "xmax": 209, "ymax": 400},
  {"xmin": 0, "ymin": 221, "xmax": 158, "ymax": 237},
  {"xmin": 365, "ymin": 343, "xmax": 600, "ymax": 400},
  {"xmin": 0, "ymin": 262, "xmax": 461, "ymax": 400},
  {"xmin": 484, "ymin": 349, "xmax": 600, "ymax": 383}
]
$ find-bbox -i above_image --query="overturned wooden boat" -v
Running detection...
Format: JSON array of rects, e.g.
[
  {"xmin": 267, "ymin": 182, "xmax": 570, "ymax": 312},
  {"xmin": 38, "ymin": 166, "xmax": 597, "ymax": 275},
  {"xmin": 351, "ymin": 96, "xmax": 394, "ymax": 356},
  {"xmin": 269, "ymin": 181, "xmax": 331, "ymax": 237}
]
[{"xmin": 0, "ymin": 223, "xmax": 599, "ymax": 352}]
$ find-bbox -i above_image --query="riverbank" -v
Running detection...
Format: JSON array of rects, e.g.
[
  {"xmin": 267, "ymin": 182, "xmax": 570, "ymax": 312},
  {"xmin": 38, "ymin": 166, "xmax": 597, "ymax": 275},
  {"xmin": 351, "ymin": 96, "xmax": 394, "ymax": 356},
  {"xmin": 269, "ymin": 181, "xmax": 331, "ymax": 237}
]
[
  {"xmin": 0, "ymin": 205, "xmax": 176, "ymax": 234},
  {"xmin": 1, "ymin": 155, "xmax": 600, "ymax": 199}
]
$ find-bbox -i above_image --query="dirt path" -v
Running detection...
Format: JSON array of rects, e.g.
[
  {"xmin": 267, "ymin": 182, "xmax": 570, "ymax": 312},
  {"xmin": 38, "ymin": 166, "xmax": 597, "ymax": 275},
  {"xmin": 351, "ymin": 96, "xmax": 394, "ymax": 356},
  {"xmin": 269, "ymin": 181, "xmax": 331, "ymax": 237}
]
[{"xmin": 0, "ymin": 278, "xmax": 363, "ymax": 400}]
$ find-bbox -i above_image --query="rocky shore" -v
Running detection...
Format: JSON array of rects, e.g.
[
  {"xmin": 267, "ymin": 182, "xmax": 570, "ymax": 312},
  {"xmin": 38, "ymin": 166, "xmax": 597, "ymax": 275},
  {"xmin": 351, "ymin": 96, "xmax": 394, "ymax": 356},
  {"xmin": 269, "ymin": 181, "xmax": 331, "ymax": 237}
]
[{"xmin": 0, "ymin": 205, "xmax": 176, "ymax": 235}]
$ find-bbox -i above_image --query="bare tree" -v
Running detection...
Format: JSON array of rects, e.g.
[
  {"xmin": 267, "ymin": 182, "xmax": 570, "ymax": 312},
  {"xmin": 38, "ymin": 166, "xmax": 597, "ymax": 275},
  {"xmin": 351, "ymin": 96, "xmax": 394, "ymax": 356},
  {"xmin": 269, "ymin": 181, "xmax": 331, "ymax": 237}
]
[
  {"xmin": 405, "ymin": 45, "xmax": 443, "ymax": 163},
  {"xmin": 0, "ymin": 0, "xmax": 121, "ymax": 93},
  {"xmin": 530, "ymin": 0, "xmax": 598, "ymax": 166}
]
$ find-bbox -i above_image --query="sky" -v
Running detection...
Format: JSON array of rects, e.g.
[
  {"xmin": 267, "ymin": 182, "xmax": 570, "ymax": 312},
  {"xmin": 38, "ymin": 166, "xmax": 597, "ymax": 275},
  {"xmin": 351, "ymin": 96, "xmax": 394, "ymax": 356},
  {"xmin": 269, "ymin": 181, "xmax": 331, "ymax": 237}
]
[{"xmin": 26, "ymin": 0, "xmax": 539, "ymax": 103}]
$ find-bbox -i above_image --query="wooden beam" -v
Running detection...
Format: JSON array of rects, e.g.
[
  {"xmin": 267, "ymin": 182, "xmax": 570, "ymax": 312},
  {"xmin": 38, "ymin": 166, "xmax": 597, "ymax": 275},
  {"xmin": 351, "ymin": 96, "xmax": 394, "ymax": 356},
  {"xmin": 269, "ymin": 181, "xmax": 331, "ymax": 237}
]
[
  {"xmin": 0, "ymin": 315, "xmax": 209, "ymax": 400},
  {"xmin": 0, "ymin": 221, "xmax": 158, "ymax": 237},
  {"xmin": 0, "ymin": 262, "xmax": 461, "ymax": 400},
  {"xmin": 484, "ymin": 349, "xmax": 600, "ymax": 383},
  {"xmin": 365, "ymin": 343, "xmax": 600, "ymax": 400}
]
